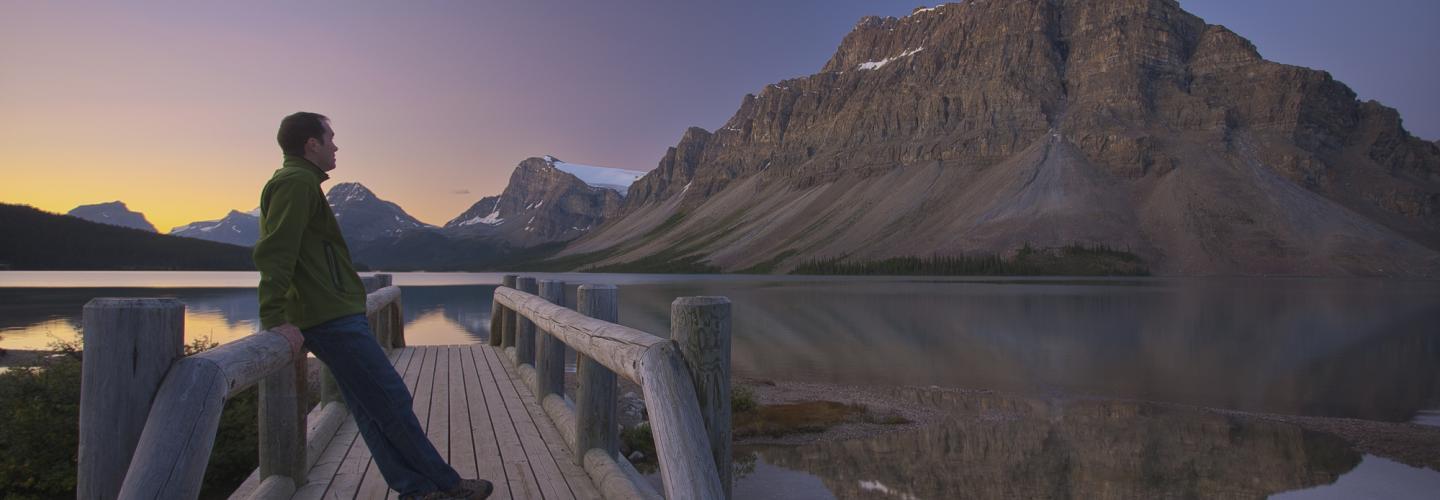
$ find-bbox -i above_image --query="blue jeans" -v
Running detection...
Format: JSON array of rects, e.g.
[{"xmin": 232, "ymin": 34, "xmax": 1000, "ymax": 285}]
[{"xmin": 302, "ymin": 314, "xmax": 461, "ymax": 496}]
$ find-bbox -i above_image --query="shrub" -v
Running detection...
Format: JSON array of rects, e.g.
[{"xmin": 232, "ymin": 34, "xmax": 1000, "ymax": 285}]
[
  {"xmin": 732, "ymin": 385, "xmax": 758, "ymax": 414},
  {"xmin": 0, "ymin": 337, "xmax": 285, "ymax": 499}
]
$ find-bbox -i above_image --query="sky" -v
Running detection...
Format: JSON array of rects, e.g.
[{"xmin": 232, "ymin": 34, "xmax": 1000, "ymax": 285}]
[{"xmin": 2, "ymin": 0, "xmax": 1437, "ymax": 232}]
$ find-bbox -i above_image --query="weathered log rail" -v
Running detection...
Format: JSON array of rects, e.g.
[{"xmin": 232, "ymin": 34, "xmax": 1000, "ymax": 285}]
[
  {"xmin": 76, "ymin": 274, "xmax": 404, "ymax": 500},
  {"xmin": 490, "ymin": 275, "xmax": 733, "ymax": 500}
]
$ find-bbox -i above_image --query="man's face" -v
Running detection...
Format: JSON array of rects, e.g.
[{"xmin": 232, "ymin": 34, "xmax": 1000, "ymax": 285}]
[{"xmin": 305, "ymin": 121, "xmax": 338, "ymax": 171}]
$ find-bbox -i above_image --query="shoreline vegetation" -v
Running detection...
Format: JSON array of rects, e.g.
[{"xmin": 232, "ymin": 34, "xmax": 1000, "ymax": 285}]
[
  {"xmin": 791, "ymin": 244, "xmax": 1149, "ymax": 276},
  {"xmin": 0, "ymin": 339, "xmax": 280, "ymax": 499},
  {"xmin": 511, "ymin": 242, "xmax": 1150, "ymax": 276}
]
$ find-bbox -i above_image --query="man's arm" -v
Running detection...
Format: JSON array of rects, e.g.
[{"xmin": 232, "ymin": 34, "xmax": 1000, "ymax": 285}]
[{"xmin": 253, "ymin": 178, "xmax": 315, "ymax": 330}]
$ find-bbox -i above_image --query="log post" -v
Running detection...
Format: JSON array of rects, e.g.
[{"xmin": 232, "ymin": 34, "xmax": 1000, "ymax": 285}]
[
  {"xmin": 500, "ymin": 274, "xmax": 518, "ymax": 348},
  {"xmin": 258, "ymin": 345, "xmax": 307, "ymax": 487},
  {"xmin": 514, "ymin": 277, "xmax": 538, "ymax": 364},
  {"xmin": 369, "ymin": 308, "xmax": 389, "ymax": 349},
  {"xmin": 575, "ymin": 284, "xmax": 620, "ymax": 463},
  {"xmin": 78, "ymin": 298, "xmax": 185, "ymax": 500},
  {"xmin": 671, "ymin": 296, "xmax": 733, "ymax": 499},
  {"xmin": 320, "ymin": 366, "xmax": 342, "ymax": 405},
  {"xmin": 489, "ymin": 293, "xmax": 503, "ymax": 347},
  {"xmin": 389, "ymin": 295, "xmax": 406, "ymax": 348},
  {"xmin": 536, "ymin": 280, "xmax": 567, "ymax": 398}
]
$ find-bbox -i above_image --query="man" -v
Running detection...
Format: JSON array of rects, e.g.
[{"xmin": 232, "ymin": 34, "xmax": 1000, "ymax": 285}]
[{"xmin": 254, "ymin": 112, "xmax": 492, "ymax": 500}]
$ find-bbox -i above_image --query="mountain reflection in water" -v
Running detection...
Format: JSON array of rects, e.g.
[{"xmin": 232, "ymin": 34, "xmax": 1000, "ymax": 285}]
[
  {"xmin": 742, "ymin": 396, "xmax": 1362, "ymax": 500},
  {"xmin": 612, "ymin": 278, "xmax": 1440, "ymax": 422},
  {"xmin": 2, "ymin": 276, "xmax": 1438, "ymax": 423}
]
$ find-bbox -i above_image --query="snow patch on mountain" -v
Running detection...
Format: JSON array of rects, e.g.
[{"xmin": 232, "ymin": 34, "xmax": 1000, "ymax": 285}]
[
  {"xmin": 457, "ymin": 210, "xmax": 504, "ymax": 226},
  {"xmin": 858, "ymin": 47, "xmax": 924, "ymax": 71},
  {"xmin": 542, "ymin": 155, "xmax": 648, "ymax": 194}
]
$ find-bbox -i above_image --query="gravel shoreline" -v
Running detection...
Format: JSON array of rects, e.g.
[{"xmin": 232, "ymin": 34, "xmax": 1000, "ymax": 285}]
[{"xmin": 735, "ymin": 377, "xmax": 1440, "ymax": 471}]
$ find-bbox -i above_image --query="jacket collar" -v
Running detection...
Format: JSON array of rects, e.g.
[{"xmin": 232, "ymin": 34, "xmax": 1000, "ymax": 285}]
[{"xmin": 282, "ymin": 155, "xmax": 331, "ymax": 182}]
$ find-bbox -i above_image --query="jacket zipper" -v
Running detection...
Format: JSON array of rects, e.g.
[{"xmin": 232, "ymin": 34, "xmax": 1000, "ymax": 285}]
[{"xmin": 323, "ymin": 241, "xmax": 344, "ymax": 291}]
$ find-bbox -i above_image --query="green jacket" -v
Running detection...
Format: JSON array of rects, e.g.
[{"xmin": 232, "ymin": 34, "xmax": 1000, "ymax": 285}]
[{"xmin": 254, "ymin": 156, "xmax": 366, "ymax": 330}]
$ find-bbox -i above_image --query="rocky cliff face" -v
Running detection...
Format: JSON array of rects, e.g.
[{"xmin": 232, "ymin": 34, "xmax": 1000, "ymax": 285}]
[
  {"xmin": 326, "ymin": 182, "xmax": 432, "ymax": 244},
  {"xmin": 565, "ymin": 0, "xmax": 1440, "ymax": 276},
  {"xmin": 445, "ymin": 157, "xmax": 624, "ymax": 248},
  {"xmin": 67, "ymin": 201, "xmax": 157, "ymax": 233},
  {"xmin": 170, "ymin": 209, "xmax": 259, "ymax": 247}
]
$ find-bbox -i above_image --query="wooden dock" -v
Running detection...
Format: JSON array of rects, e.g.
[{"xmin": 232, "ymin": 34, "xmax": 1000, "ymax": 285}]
[
  {"xmin": 77, "ymin": 274, "xmax": 731, "ymax": 500},
  {"xmin": 287, "ymin": 345, "xmax": 602, "ymax": 500}
]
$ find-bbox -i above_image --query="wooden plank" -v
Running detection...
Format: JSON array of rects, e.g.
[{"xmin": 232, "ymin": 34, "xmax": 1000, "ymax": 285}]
[
  {"xmin": 496, "ymin": 347, "xmax": 603, "ymax": 500},
  {"xmin": 481, "ymin": 345, "xmax": 574, "ymax": 500},
  {"xmin": 461, "ymin": 344, "xmax": 511, "ymax": 500},
  {"xmin": 427, "ymin": 347, "xmax": 452, "ymax": 466},
  {"xmin": 328, "ymin": 347, "xmax": 419, "ymax": 500},
  {"xmin": 385, "ymin": 346, "xmax": 451, "ymax": 500},
  {"xmin": 446, "ymin": 347, "xmax": 477, "ymax": 480},
  {"xmin": 291, "ymin": 418, "xmax": 359, "ymax": 499},
  {"xmin": 293, "ymin": 349, "xmax": 406, "ymax": 500},
  {"xmin": 471, "ymin": 346, "xmax": 544, "ymax": 500},
  {"xmin": 358, "ymin": 346, "xmax": 436, "ymax": 499}
]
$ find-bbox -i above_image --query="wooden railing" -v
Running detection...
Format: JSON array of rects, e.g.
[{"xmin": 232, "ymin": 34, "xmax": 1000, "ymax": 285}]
[
  {"xmin": 490, "ymin": 275, "xmax": 733, "ymax": 500},
  {"xmin": 76, "ymin": 274, "xmax": 405, "ymax": 500}
]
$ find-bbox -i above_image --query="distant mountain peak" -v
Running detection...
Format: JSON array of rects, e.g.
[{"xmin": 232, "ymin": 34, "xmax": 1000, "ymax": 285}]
[
  {"xmin": 170, "ymin": 209, "xmax": 260, "ymax": 246},
  {"xmin": 325, "ymin": 182, "xmax": 433, "ymax": 243},
  {"xmin": 327, "ymin": 182, "xmax": 375, "ymax": 205},
  {"xmin": 67, "ymin": 201, "xmax": 157, "ymax": 233}
]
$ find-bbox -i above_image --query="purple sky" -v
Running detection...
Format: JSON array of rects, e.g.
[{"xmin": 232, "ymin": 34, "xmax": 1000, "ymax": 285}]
[{"xmin": 2, "ymin": 0, "xmax": 1436, "ymax": 229}]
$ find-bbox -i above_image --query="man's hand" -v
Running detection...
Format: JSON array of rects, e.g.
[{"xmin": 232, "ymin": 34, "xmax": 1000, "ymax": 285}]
[{"xmin": 273, "ymin": 323, "xmax": 305, "ymax": 358}]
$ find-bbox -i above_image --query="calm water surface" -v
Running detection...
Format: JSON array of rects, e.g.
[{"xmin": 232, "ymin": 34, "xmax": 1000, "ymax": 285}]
[{"xmin": 2, "ymin": 271, "xmax": 1437, "ymax": 498}]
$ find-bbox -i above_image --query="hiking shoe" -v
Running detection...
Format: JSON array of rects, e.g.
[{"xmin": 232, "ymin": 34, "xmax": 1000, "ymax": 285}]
[
  {"xmin": 446, "ymin": 479, "xmax": 494, "ymax": 500},
  {"xmin": 400, "ymin": 479, "xmax": 493, "ymax": 500}
]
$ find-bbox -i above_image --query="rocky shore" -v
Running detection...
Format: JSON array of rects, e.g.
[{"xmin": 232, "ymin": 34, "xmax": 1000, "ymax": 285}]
[{"xmin": 732, "ymin": 378, "xmax": 1440, "ymax": 472}]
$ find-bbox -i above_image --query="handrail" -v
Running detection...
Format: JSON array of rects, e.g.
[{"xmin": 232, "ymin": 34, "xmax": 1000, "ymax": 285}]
[
  {"xmin": 496, "ymin": 286, "xmax": 664, "ymax": 383},
  {"xmin": 493, "ymin": 281, "xmax": 732, "ymax": 500},
  {"xmin": 75, "ymin": 279, "xmax": 403, "ymax": 500}
]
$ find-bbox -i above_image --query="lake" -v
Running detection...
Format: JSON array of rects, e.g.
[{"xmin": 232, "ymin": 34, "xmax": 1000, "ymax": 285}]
[{"xmin": 2, "ymin": 271, "xmax": 1437, "ymax": 498}]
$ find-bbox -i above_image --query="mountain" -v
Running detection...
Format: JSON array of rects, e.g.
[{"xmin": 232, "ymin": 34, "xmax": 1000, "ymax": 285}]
[
  {"xmin": 0, "ymin": 203, "xmax": 252, "ymax": 270},
  {"xmin": 170, "ymin": 209, "xmax": 260, "ymax": 246},
  {"xmin": 67, "ymin": 201, "xmax": 157, "ymax": 233},
  {"xmin": 557, "ymin": 0, "xmax": 1440, "ymax": 277},
  {"xmin": 345, "ymin": 156, "xmax": 641, "ymax": 270},
  {"xmin": 326, "ymin": 182, "xmax": 433, "ymax": 244},
  {"xmin": 444, "ymin": 156, "xmax": 629, "ymax": 248}
]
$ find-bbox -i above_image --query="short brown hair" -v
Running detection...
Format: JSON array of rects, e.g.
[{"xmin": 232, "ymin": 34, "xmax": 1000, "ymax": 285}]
[{"xmin": 277, "ymin": 112, "xmax": 329, "ymax": 156}]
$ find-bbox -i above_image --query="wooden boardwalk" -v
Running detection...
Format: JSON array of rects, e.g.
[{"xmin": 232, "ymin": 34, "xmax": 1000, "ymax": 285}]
[
  {"xmin": 291, "ymin": 345, "xmax": 603, "ymax": 500},
  {"xmin": 88, "ymin": 279, "xmax": 723, "ymax": 500}
]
